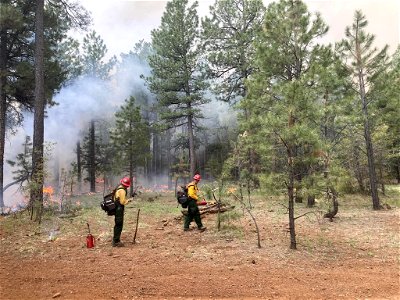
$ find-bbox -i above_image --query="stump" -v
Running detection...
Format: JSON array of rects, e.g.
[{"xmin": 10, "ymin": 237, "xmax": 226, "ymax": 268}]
[{"xmin": 324, "ymin": 188, "xmax": 338, "ymax": 221}]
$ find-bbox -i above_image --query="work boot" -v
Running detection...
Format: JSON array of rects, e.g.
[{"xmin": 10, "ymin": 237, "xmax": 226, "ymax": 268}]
[
  {"xmin": 112, "ymin": 241, "xmax": 125, "ymax": 247},
  {"xmin": 198, "ymin": 226, "xmax": 206, "ymax": 232},
  {"xmin": 183, "ymin": 228, "xmax": 190, "ymax": 231}
]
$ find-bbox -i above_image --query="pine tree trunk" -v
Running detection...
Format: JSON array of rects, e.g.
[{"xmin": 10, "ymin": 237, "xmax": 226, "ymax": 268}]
[
  {"xmin": 288, "ymin": 162, "xmax": 296, "ymax": 250},
  {"xmin": 358, "ymin": 71, "xmax": 380, "ymax": 209},
  {"xmin": 0, "ymin": 27, "xmax": 7, "ymax": 211},
  {"xmin": 378, "ymin": 160, "xmax": 385, "ymax": 196},
  {"xmin": 128, "ymin": 120, "xmax": 134, "ymax": 195},
  {"xmin": 129, "ymin": 153, "xmax": 134, "ymax": 196},
  {"xmin": 166, "ymin": 130, "xmax": 172, "ymax": 189},
  {"xmin": 30, "ymin": 0, "xmax": 45, "ymax": 222},
  {"xmin": 89, "ymin": 120, "xmax": 96, "ymax": 192},
  {"xmin": 287, "ymin": 146, "xmax": 297, "ymax": 250},
  {"xmin": 363, "ymin": 115, "xmax": 380, "ymax": 209},
  {"xmin": 286, "ymin": 111, "xmax": 297, "ymax": 250},
  {"xmin": 353, "ymin": 143, "xmax": 366, "ymax": 193},
  {"xmin": 152, "ymin": 132, "xmax": 158, "ymax": 185},
  {"xmin": 188, "ymin": 113, "xmax": 196, "ymax": 177},
  {"xmin": 77, "ymin": 141, "xmax": 82, "ymax": 193},
  {"xmin": 354, "ymin": 24, "xmax": 381, "ymax": 209}
]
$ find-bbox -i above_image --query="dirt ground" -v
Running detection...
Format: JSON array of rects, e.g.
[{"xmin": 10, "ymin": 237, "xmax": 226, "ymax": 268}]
[{"xmin": 0, "ymin": 195, "xmax": 399, "ymax": 300}]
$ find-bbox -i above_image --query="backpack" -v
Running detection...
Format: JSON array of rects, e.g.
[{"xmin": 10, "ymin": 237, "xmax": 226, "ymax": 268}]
[
  {"xmin": 101, "ymin": 186, "xmax": 126, "ymax": 216},
  {"xmin": 176, "ymin": 185, "xmax": 189, "ymax": 208},
  {"xmin": 176, "ymin": 183, "xmax": 194, "ymax": 208}
]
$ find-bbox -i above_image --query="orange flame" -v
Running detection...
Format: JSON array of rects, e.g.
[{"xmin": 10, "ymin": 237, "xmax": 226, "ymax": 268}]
[{"xmin": 43, "ymin": 186, "xmax": 54, "ymax": 195}]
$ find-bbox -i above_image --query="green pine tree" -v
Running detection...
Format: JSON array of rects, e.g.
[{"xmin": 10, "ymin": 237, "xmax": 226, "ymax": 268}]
[
  {"xmin": 337, "ymin": 10, "xmax": 390, "ymax": 210},
  {"xmin": 243, "ymin": 0, "xmax": 329, "ymax": 249},
  {"xmin": 369, "ymin": 46, "xmax": 400, "ymax": 187},
  {"xmin": 81, "ymin": 30, "xmax": 116, "ymax": 80},
  {"xmin": 110, "ymin": 96, "xmax": 150, "ymax": 196},
  {"xmin": 201, "ymin": 0, "xmax": 265, "ymax": 103},
  {"xmin": 146, "ymin": 0, "xmax": 209, "ymax": 177}
]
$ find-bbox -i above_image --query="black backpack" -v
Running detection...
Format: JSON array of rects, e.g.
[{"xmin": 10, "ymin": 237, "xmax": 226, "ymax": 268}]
[
  {"xmin": 176, "ymin": 183, "xmax": 195, "ymax": 208},
  {"xmin": 101, "ymin": 186, "xmax": 126, "ymax": 215}
]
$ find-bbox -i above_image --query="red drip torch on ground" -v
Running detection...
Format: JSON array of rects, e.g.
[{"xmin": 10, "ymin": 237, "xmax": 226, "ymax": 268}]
[{"xmin": 86, "ymin": 222, "xmax": 95, "ymax": 248}]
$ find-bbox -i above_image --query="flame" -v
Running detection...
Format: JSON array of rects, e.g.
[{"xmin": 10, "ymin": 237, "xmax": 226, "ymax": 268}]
[{"xmin": 43, "ymin": 186, "xmax": 54, "ymax": 195}]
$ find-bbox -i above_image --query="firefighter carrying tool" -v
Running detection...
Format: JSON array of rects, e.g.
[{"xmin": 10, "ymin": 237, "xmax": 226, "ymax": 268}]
[{"xmin": 183, "ymin": 174, "xmax": 207, "ymax": 232}]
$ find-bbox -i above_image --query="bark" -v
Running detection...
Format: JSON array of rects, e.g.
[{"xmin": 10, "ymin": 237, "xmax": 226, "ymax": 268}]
[
  {"xmin": 30, "ymin": 0, "xmax": 45, "ymax": 223},
  {"xmin": 285, "ymin": 111, "xmax": 297, "ymax": 250},
  {"xmin": 288, "ymin": 174, "xmax": 296, "ymax": 250},
  {"xmin": 355, "ymin": 23, "xmax": 380, "ymax": 209},
  {"xmin": 353, "ymin": 143, "xmax": 365, "ymax": 192},
  {"xmin": 288, "ymin": 147, "xmax": 297, "ymax": 250},
  {"xmin": 358, "ymin": 72, "xmax": 380, "ymax": 209},
  {"xmin": 0, "ymin": 27, "xmax": 7, "ymax": 210},
  {"xmin": 187, "ymin": 112, "xmax": 196, "ymax": 177},
  {"xmin": 77, "ymin": 141, "xmax": 82, "ymax": 193},
  {"xmin": 152, "ymin": 131, "xmax": 158, "ymax": 185},
  {"xmin": 166, "ymin": 130, "xmax": 172, "ymax": 190},
  {"xmin": 378, "ymin": 161, "xmax": 385, "ymax": 196},
  {"xmin": 129, "ymin": 136, "xmax": 134, "ymax": 196},
  {"xmin": 129, "ymin": 159, "xmax": 134, "ymax": 196},
  {"xmin": 89, "ymin": 120, "xmax": 95, "ymax": 192}
]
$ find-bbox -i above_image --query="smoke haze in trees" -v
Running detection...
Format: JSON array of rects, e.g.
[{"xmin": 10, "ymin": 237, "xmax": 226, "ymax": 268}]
[
  {"xmin": 3, "ymin": 53, "xmax": 153, "ymax": 208},
  {"xmin": 3, "ymin": 47, "xmax": 234, "ymax": 209}
]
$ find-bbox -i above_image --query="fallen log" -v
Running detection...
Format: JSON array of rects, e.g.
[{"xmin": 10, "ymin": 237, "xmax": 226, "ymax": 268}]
[{"xmin": 181, "ymin": 203, "xmax": 234, "ymax": 216}]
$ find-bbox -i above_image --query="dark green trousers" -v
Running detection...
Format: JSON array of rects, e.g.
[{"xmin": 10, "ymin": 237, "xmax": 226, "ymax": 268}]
[
  {"xmin": 184, "ymin": 199, "xmax": 203, "ymax": 229},
  {"xmin": 113, "ymin": 203, "xmax": 124, "ymax": 243}
]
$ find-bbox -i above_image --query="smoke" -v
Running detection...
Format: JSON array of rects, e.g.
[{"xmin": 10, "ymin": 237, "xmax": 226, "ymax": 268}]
[
  {"xmin": 2, "ymin": 50, "xmax": 236, "ymax": 210},
  {"xmin": 44, "ymin": 58, "xmax": 156, "ymax": 181},
  {"xmin": 3, "ymin": 120, "xmax": 32, "ymax": 210},
  {"xmin": 3, "ymin": 52, "xmax": 151, "ymax": 208}
]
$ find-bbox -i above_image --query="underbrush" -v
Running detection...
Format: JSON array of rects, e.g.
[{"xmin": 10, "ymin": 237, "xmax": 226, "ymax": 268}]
[{"xmin": 1, "ymin": 186, "xmax": 398, "ymax": 255}]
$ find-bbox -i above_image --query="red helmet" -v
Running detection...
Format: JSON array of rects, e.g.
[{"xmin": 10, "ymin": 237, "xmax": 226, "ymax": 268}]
[
  {"xmin": 193, "ymin": 174, "xmax": 201, "ymax": 181},
  {"xmin": 120, "ymin": 177, "xmax": 131, "ymax": 187}
]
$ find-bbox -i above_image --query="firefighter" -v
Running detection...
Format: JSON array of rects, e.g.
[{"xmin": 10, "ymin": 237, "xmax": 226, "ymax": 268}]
[
  {"xmin": 112, "ymin": 176, "xmax": 131, "ymax": 247},
  {"xmin": 184, "ymin": 174, "xmax": 206, "ymax": 232}
]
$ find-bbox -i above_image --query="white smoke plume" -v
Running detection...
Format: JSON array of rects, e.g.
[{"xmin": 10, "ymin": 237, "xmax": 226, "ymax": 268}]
[{"xmin": 3, "ymin": 52, "xmax": 151, "ymax": 208}]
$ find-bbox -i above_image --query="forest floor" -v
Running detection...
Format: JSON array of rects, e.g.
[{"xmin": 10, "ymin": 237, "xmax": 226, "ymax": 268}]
[{"xmin": 0, "ymin": 186, "xmax": 399, "ymax": 300}]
